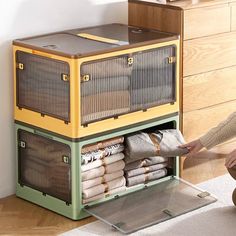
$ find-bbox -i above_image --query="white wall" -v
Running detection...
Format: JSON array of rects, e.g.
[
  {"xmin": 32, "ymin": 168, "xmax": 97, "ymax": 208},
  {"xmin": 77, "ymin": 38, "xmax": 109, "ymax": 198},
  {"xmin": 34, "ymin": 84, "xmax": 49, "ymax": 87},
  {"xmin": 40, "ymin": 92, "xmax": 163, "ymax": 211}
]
[{"xmin": 0, "ymin": 0, "xmax": 127, "ymax": 198}]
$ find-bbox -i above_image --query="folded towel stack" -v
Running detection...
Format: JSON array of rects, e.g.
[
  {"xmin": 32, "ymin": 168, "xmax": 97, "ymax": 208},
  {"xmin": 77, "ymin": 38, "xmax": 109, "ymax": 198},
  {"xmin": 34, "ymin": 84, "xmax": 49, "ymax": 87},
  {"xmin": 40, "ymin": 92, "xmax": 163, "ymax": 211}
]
[
  {"xmin": 81, "ymin": 136, "xmax": 126, "ymax": 204},
  {"xmin": 80, "ymin": 62, "xmax": 132, "ymax": 123},
  {"xmin": 124, "ymin": 156, "xmax": 169, "ymax": 187}
]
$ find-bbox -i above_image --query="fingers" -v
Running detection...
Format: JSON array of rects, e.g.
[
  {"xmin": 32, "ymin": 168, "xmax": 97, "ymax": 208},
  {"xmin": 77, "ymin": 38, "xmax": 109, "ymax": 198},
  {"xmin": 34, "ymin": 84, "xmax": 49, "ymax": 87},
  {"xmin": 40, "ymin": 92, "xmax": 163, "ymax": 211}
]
[{"xmin": 225, "ymin": 150, "xmax": 236, "ymax": 168}]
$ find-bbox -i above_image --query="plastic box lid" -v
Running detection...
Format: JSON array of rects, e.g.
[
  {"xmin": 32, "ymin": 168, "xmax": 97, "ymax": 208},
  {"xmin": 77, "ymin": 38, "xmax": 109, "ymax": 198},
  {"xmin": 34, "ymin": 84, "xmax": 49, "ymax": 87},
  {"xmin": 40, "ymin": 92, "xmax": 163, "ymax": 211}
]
[{"xmin": 13, "ymin": 23, "xmax": 179, "ymax": 58}]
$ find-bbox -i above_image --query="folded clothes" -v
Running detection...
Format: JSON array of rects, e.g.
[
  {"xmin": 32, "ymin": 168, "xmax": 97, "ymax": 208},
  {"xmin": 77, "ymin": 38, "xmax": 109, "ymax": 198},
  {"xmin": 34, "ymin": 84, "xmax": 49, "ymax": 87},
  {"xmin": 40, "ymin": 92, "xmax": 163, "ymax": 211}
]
[
  {"xmin": 105, "ymin": 160, "xmax": 125, "ymax": 174},
  {"xmin": 82, "ymin": 193, "xmax": 105, "ymax": 204},
  {"xmin": 82, "ymin": 176, "xmax": 126, "ymax": 199},
  {"xmin": 81, "ymin": 57, "xmax": 132, "ymax": 79},
  {"xmin": 81, "ymin": 153, "xmax": 124, "ymax": 172},
  {"xmin": 81, "ymin": 136, "xmax": 124, "ymax": 154},
  {"xmin": 126, "ymin": 168, "xmax": 167, "ymax": 187},
  {"xmin": 81, "ymin": 76, "xmax": 130, "ymax": 97},
  {"xmin": 82, "ymin": 166, "xmax": 105, "ymax": 181},
  {"xmin": 105, "ymin": 186, "xmax": 126, "ymax": 197},
  {"xmin": 103, "ymin": 170, "xmax": 124, "ymax": 182},
  {"xmin": 105, "ymin": 176, "xmax": 126, "ymax": 192},
  {"xmin": 81, "ymin": 91, "xmax": 130, "ymax": 124},
  {"xmin": 82, "ymin": 177, "xmax": 103, "ymax": 190},
  {"xmin": 83, "ymin": 185, "xmax": 105, "ymax": 199},
  {"xmin": 131, "ymin": 87, "xmax": 173, "ymax": 108},
  {"xmin": 82, "ymin": 170, "xmax": 124, "ymax": 190},
  {"xmin": 125, "ymin": 130, "xmax": 188, "ymax": 160},
  {"xmin": 82, "ymin": 143, "xmax": 124, "ymax": 165},
  {"xmin": 132, "ymin": 47, "xmax": 174, "ymax": 70},
  {"xmin": 124, "ymin": 156, "xmax": 168, "ymax": 170},
  {"xmin": 125, "ymin": 162, "xmax": 168, "ymax": 178},
  {"xmin": 152, "ymin": 130, "xmax": 189, "ymax": 157}
]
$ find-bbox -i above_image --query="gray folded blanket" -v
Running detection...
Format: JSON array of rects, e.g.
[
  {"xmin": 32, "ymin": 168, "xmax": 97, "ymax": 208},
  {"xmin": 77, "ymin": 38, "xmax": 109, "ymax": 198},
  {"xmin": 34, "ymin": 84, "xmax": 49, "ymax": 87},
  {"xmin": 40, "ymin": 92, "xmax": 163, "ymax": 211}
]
[
  {"xmin": 81, "ymin": 57, "xmax": 132, "ymax": 80},
  {"xmin": 124, "ymin": 156, "xmax": 168, "ymax": 168},
  {"xmin": 125, "ymin": 129, "xmax": 188, "ymax": 160},
  {"xmin": 81, "ymin": 76, "xmax": 130, "ymax": 97},
  {"xmin": 126, "ymin": 168, "xmax": 167, "ymax": 187},
  {"xmin": 125, "ymin": 162, "xmax": 168, "ymax": 178}
]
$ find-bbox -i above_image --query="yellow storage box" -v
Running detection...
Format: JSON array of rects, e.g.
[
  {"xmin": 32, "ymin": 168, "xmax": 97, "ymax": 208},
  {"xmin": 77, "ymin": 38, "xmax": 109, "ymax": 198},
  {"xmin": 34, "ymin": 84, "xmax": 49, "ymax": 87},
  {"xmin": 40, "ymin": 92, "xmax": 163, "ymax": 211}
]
[{"xmin": 13, "ymin": 24, "xmax": 180, "ymax": 138}]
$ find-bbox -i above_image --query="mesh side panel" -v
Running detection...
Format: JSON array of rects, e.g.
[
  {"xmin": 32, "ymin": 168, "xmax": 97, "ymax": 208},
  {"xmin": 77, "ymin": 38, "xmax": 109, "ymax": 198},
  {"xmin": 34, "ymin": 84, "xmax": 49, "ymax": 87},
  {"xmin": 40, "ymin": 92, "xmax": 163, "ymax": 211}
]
[
  {"xmin": 18, "ymin": 130, "xmax": 71, "ymax": 203},
  {"xmin": 16, "ymin": 51, "xmax": 70, "ymax": 121},
  {"xmin": 80, "ymin": 46, "xmax": 176, "ymax": 125}
]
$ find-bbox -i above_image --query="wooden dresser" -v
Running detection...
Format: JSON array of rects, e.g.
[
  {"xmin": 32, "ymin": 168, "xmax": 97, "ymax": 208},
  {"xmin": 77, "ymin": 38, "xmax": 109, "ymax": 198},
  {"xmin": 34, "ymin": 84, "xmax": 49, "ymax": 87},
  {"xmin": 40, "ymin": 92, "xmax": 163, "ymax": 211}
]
[{"xmin": 128, "ymin": 0, "xmax": 236, "ymax": 179}]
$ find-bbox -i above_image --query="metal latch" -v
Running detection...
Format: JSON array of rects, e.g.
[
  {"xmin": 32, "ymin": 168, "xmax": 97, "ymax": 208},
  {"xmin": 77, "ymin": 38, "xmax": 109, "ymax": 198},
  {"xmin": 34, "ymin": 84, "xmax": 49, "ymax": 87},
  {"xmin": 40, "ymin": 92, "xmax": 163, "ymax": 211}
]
[
  {"xmin": 197, "ymin": 191, "xmax": 210, "ymax": 198},
  {"xmin": 62, "ymin": 155, "xmax": 70, "ymax": 164},
  {"xmin": 81, "ymin": 74, "xmax": 90, "ymax": 82},
  {"xmin": 16, "ymin": 63, "xmax": 24, "ymax": 70},
  {"xmin": 127, "ymin": 57, "xmax": 134, "ymax": 66},
  {"xmin": 61, "ymin": 74, "xmax": 70, "ymax": 82},
  {"xmin": 168, "ymin": 56, "xmax": 176, "ymax": 64},
  {"xmin": 19, "ymin": 141, "xmax": 26, "ymax": 148}
]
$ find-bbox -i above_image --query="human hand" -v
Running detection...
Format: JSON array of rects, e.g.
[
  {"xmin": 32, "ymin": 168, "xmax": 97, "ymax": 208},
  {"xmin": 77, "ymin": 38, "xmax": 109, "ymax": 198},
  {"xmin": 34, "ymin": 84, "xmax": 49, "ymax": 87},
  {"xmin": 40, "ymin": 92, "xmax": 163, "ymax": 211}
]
[
  {"xmin": 225, "ymin": 149, "xmax": 236, "ymax": 168},
  {"xmin": 179, "ymin": 139, "xmax": 204, "ymax": 156}
]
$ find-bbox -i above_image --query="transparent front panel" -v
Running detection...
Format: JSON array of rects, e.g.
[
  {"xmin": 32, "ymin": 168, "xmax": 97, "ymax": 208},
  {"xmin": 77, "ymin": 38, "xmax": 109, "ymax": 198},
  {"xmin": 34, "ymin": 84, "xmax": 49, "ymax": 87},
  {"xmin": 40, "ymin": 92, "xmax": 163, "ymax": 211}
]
[
  {"xmin": 18, "ymin": 130, "xmax": 71, "ymax": 203},
  {"xmin": 80, "ymin": 45, "xmax": 176, "ymax": 125},
  {"xmin": 16, "ymin": 51, "xmax": 70, "ymax": 121},
  {"xmin": 84, "ymin": 177, "xmax": 216, "ymax": 234}
]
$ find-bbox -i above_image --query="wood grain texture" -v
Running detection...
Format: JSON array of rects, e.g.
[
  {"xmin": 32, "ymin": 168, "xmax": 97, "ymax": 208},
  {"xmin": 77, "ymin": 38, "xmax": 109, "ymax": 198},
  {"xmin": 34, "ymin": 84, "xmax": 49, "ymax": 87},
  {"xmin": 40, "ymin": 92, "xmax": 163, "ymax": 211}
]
[
  {"xmin": 184, "ymin": 4, "xmax": 230, "ymax": 40},
  {"xmin": 230, "ymin": 3, "xmax": 236, "ymax": 31},
  {"xmin": 129, "ymin": 2, "xmax": 182, "ymax": 34},
  {"xmin": 129, "ymin": 0, "xmax": 236, "ymax": 10},
  {"xmin": 183, "ymin": 32, "xmax": 236, "ymax": 76},
  {"xmin": 0, "ymin": 195, "xmax": 95, "ymax": 235},
  {"xmin": 183, "ymin": 66, "xmax": 236, "ymax": 112},
  {"xmin": 183, "ymin": 100, "xmax": 236, "ymax": 142}
]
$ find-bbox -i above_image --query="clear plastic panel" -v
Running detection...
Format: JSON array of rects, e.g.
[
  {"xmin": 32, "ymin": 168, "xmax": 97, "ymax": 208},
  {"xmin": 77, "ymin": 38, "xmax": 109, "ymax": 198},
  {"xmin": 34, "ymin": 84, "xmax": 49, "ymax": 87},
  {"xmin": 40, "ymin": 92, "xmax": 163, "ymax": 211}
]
[
  {"xmin": 18, "ymin": 130, "xmax": 71, "ymax": 203},
  {"xmin": 80, "ymin": 45, "xmax": 176, "ymax": 125},
  {"xmin": 84, "ymin": 177, "xmax": 217, "ymax": 234},
  {"xmin": 16, "ymin": 51, "xmax": 70, "ymax": 121}
]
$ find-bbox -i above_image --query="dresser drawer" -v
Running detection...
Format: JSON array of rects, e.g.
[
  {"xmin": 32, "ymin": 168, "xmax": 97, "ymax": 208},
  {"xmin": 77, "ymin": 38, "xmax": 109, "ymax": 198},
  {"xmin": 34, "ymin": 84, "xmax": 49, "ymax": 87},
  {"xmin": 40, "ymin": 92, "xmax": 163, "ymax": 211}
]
[
  {"xmin": 184, "ymin": 32, "xmax": 236, "ymax": 76},
  {"xmin": 184, "ymin": 4, "xmax": 230, "ymax": 40},
  {"xmin": 183, "ymin": 100, "xmax": 236, "ymax": 141},
  {"xmin": 183, "ymin": 66, "xmax": 236, "ymax": 112},
  {"xmin": 231, "ymin": 3, "xmax": 236, "ymax": 31}
]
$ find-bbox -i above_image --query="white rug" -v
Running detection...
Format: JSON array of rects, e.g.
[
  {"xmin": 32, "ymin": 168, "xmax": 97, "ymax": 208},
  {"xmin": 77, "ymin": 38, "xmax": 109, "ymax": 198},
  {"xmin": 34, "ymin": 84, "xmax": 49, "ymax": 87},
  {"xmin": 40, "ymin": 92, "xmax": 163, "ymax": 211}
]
[{"xmin": 61, "ymin": 174, "xmax": 236, "ymax": 236}]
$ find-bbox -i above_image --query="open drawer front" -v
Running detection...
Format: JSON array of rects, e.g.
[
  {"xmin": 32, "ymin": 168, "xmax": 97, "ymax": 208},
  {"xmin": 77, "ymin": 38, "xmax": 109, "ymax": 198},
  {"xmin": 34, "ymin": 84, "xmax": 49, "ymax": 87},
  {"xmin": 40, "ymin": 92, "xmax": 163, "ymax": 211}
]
[{"xmin": 84, "ymin": 176, "xmax": 217, "ymax": 234}]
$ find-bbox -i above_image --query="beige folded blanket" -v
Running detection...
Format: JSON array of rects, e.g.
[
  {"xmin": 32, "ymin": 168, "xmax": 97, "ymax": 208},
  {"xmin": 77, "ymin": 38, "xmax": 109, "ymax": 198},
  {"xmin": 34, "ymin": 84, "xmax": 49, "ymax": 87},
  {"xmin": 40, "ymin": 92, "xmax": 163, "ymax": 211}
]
[
  {"xmin": 81, "ymin": 153, "xmax": 124, "ymax": 172},
  {"xmin": 125, "ymin": 162, "xmax": 168, "ymax": 178},
  {"xmin": 83, "ymin": 176, "xmax": 126, "ymax": 199},
  {"xmin": 105, "ymin": 160, "xmax": 125, "ymax": 174},
  {"xmin": 124, "ymin": 156, "xmax": 168, "ymax": 170},
  {"xmin": 82, "ymin": 166, "xmax": 105, "ymax": 181},
  {"xmin": 82, "ymin": 170, "xmax": 124, "ymax": 190},
  {"xmin": 126, "ymin": 168, "xmax": 167, "ymax": 187},
  {"xmin": 82, "ymin": 186, "xmax": 126, "ymax": 204},
  {"xmin": 104, "ymin": 170, "xmax": 124, "ymax": 182},
  {"xmin": 105, "ymin": 186, "xmax": 126, "ymax": 197},
  {"xmin": 82, "ymin": 193, "xmax": 105, "ymax": 204},
  {"xmin": 81, "ymin": 136, "xmax": 124, "ymax": 154}
]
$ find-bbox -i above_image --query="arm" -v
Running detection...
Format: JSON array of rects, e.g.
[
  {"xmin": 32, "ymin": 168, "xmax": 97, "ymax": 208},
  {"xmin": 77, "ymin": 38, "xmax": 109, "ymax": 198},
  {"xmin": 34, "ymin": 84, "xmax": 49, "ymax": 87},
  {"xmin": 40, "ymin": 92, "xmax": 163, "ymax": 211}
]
[
  {"xmin": 180, "ymin": 112, "xmax": 236, "ymax": 156},
  {"xmin": 199, "ymin": 112, "xmax": 236, "ymax": 149}
]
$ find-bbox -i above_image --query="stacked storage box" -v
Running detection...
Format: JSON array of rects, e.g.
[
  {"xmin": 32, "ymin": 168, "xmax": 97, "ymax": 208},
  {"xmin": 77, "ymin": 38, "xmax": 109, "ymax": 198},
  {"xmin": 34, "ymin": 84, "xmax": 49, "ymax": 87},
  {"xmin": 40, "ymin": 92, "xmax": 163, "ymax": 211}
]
[{"xmin": 13, "ymin": 23, "xmax": 217, "ymax": 231}]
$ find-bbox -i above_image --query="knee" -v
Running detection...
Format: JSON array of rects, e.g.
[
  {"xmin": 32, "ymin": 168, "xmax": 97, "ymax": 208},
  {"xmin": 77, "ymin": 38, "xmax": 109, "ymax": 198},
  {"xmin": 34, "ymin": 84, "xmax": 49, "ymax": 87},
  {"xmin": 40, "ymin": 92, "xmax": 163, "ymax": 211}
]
[
  {"xmin": 227, "ymin": 167, "xmax": 236, "ymax": 180},
  {"xmin": 233, "ymin": 188, "xmax": 236, "ymax": 206}
]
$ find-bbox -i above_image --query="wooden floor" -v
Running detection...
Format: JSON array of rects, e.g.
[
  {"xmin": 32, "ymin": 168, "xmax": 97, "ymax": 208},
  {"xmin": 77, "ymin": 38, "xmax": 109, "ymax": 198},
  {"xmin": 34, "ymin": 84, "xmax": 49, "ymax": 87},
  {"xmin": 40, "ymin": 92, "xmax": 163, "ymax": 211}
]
[{"xmin": 0, "ymin": 141, "xmax": 234, "ymax": 236}]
